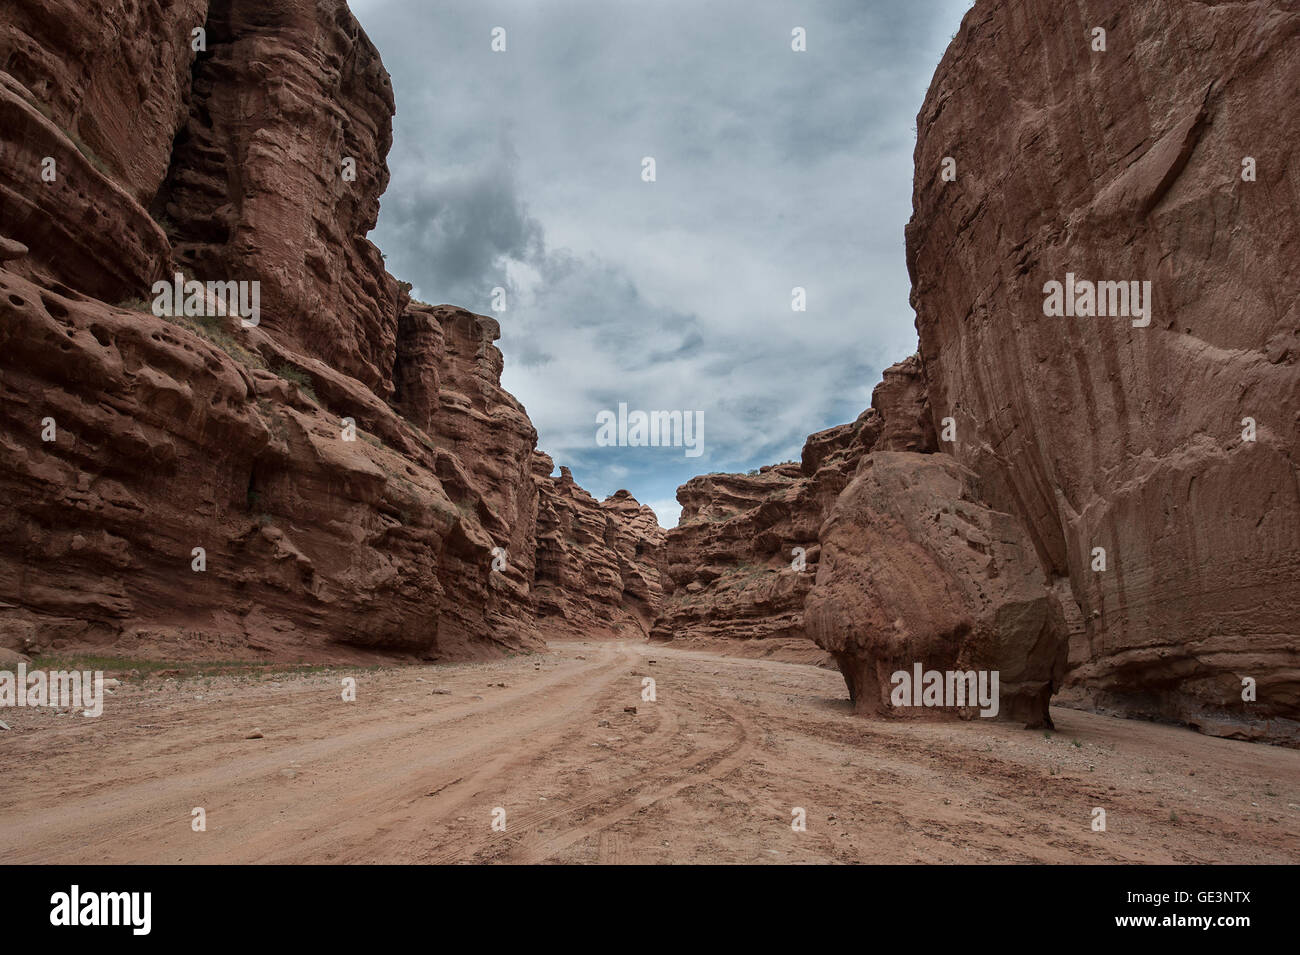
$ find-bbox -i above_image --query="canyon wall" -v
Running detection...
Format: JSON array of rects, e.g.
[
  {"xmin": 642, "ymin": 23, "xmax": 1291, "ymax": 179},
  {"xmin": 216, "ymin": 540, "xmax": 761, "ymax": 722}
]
[
  {"xmin": 654, "ymin": 0, "xmax": 1296, "ymax": 739},
  {"xmin": 533, "ymin": 458, "xmax": 666, "ymax": 639},
  {"xmin": 3, "ymin": 0, "xmax": 1293, "ymax": 741},
  {"xmin": 0, "ymin": 0, "xmax": 662, "ymax": 660},
  {"xmin": 905, "ymin": 0, "xmax": 1299, "ymax": 740}
]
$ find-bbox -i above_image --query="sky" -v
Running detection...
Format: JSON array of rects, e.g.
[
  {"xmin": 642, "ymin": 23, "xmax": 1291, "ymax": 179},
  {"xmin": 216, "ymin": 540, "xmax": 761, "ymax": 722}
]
[{"xmin": 349, "ymin": 0, "xmax": 973, "ymax": 526}]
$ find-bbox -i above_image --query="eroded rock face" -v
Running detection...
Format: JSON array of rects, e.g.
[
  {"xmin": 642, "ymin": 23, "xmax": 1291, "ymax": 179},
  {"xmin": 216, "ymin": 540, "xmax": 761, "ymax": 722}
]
[
  {"xmin": 0, "ymin": 1, "xmax": 662, "ymax": 660},
  {"xmin": 652, "ymin": 463, "xmax": 819, "ymax": 644},
  {"xmin": 0, "ymin": 74, "xmax": 172, "ymax": 303},
  {"xmin": 0, "ymin": 0, "xmax": 206, "ymax": 203},
  {"xmin": 804, "ymin": 452, "xmax": 1068, "ymax": 728},
  {"xmin": 152, "ymin": 0, "xmax": 403, "ymax": 397},
  {"xmin": 533, "ymin": 458, "xmax": 666, "ymax": 638},
  {"xmin": 0, "ymin": 269, "xmax": 538, "ymax": 658},
  {"xmin": 653, "ymin": 353, "xmax": 1069, "ymax": 724},
  {"xmin": 651, "ymin": 357, "xmax": 934, "ymax": 646},
  {"xmin": 906, "ymin": 0, "xmax": 1300, "ymax": 740}
]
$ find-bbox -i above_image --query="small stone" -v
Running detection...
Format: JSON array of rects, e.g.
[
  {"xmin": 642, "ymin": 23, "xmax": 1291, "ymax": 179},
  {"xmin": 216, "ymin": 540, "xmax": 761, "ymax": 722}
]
[
  {"xmin": 624, "ymin": 706, "xmax": 637, "ymax": 714},
  {"xmin": 431, "ymin": 688, "xmax": 451, "ymax": 695},
  {"xmin": 245, "ymin": 728, "xmax": 264, "ymax": 739}
]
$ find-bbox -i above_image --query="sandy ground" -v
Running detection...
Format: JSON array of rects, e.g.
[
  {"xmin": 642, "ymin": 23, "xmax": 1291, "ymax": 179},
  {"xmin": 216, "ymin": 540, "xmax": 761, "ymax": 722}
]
[{"xmin": 1, "ymin": 639, "xmax": 1296, "ymax": 864}]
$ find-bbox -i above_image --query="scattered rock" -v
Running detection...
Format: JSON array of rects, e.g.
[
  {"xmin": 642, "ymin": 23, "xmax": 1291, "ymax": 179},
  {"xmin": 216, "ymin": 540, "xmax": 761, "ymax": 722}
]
[{"xmin": 245, "ymin": 729, "xmax": 264, "ymax": 740}]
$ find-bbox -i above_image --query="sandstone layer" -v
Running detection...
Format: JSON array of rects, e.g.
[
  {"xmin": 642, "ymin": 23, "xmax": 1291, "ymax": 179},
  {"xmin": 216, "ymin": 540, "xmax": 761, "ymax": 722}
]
[{"xmin": 906, "ymin": 0, "xmax": 1299, "ymax": 740}]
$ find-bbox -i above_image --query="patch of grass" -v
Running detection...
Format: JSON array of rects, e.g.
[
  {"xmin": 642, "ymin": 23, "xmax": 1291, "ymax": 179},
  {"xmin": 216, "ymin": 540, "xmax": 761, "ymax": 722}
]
[
  {"xmin": 275, "ymin": 364, "xmax": 318, "ymax": 403},
  {"xmin": 159, "ymin": 310, "xmax": 267, "ymax": 370}
]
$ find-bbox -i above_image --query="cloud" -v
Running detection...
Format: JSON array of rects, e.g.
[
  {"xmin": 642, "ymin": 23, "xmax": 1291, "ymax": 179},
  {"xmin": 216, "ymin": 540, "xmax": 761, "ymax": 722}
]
[
  {"xmin": 376, "ymin": 144, "xmax": 543, "ymax": 309},
  {"xmin": 354, "ymin": 0, "xmax": 973, "ymax": 518}
]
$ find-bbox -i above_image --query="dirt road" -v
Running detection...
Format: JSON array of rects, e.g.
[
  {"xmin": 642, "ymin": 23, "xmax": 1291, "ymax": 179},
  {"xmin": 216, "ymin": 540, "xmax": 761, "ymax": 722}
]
[{"xmin": 1, "ymin": 640, "xmax": 1296, "ymax": 863}]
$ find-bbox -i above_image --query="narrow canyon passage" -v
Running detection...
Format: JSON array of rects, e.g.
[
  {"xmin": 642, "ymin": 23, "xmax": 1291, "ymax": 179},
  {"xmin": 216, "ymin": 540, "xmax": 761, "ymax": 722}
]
[{"xmin": 1, "ymin": 643, "xmax": 1295, "ymax": 864}]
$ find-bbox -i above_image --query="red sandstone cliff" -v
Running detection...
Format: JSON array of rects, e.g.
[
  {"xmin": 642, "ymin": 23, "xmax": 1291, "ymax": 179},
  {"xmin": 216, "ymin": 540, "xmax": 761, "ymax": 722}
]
[
  {"xmin": 0, "ymin": 0, "xmax": 662, "ymax": 659},
  {"xmin": 533, "ymin": 457, "xmax": 666, "ymax": 639},
  {"xmin": 653, "ymin": 0, "xmax": 1297, "ymax": 741},
  {"xmin": 906, "ymin": 0, "xmax": 1299, "ymax": 741}
]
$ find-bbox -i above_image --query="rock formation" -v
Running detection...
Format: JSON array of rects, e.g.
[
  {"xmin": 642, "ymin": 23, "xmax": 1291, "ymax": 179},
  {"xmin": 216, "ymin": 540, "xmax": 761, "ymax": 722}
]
[
  {"xmin": 2, "ymin": 0, "xmax": 1293, "ymax": 744},
  {"xmin": 651, "ymin": 371, "xmax": 890, "ymax": 647},
  {"xmin": 906, "ymin": 0, "xmax": 1299, "ymax": 741},
  {"xmin": 654, "ymin": 355, "xmax": 1069, "ymax": 726},
  {"xmin": 804, "ymin": 452, "xmax": 1068, "ymax": 728},
  {"xmin": 533, "ymin": 458, "xmax": 666, "ymax": 639},
  {"xmin": 0, "ymin": 0, "xmax": 663, "ymax": 660},
  {"xmin": 652, "ymin": 0, "xmax": 1297, "ymax": 741}
]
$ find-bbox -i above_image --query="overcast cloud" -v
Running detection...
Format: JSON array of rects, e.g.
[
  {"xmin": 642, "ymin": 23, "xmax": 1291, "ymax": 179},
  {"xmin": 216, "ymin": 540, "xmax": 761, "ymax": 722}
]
[{"xmin": 350, "ymin": 0, "xmax": 971, "ymax": 526}]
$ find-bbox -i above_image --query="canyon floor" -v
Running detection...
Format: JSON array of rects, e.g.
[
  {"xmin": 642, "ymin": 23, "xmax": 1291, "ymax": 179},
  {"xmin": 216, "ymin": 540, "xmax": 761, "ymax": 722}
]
[{"xmin": 1, "ymin": 640, "xmax": 1296, "ymax": 864}]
